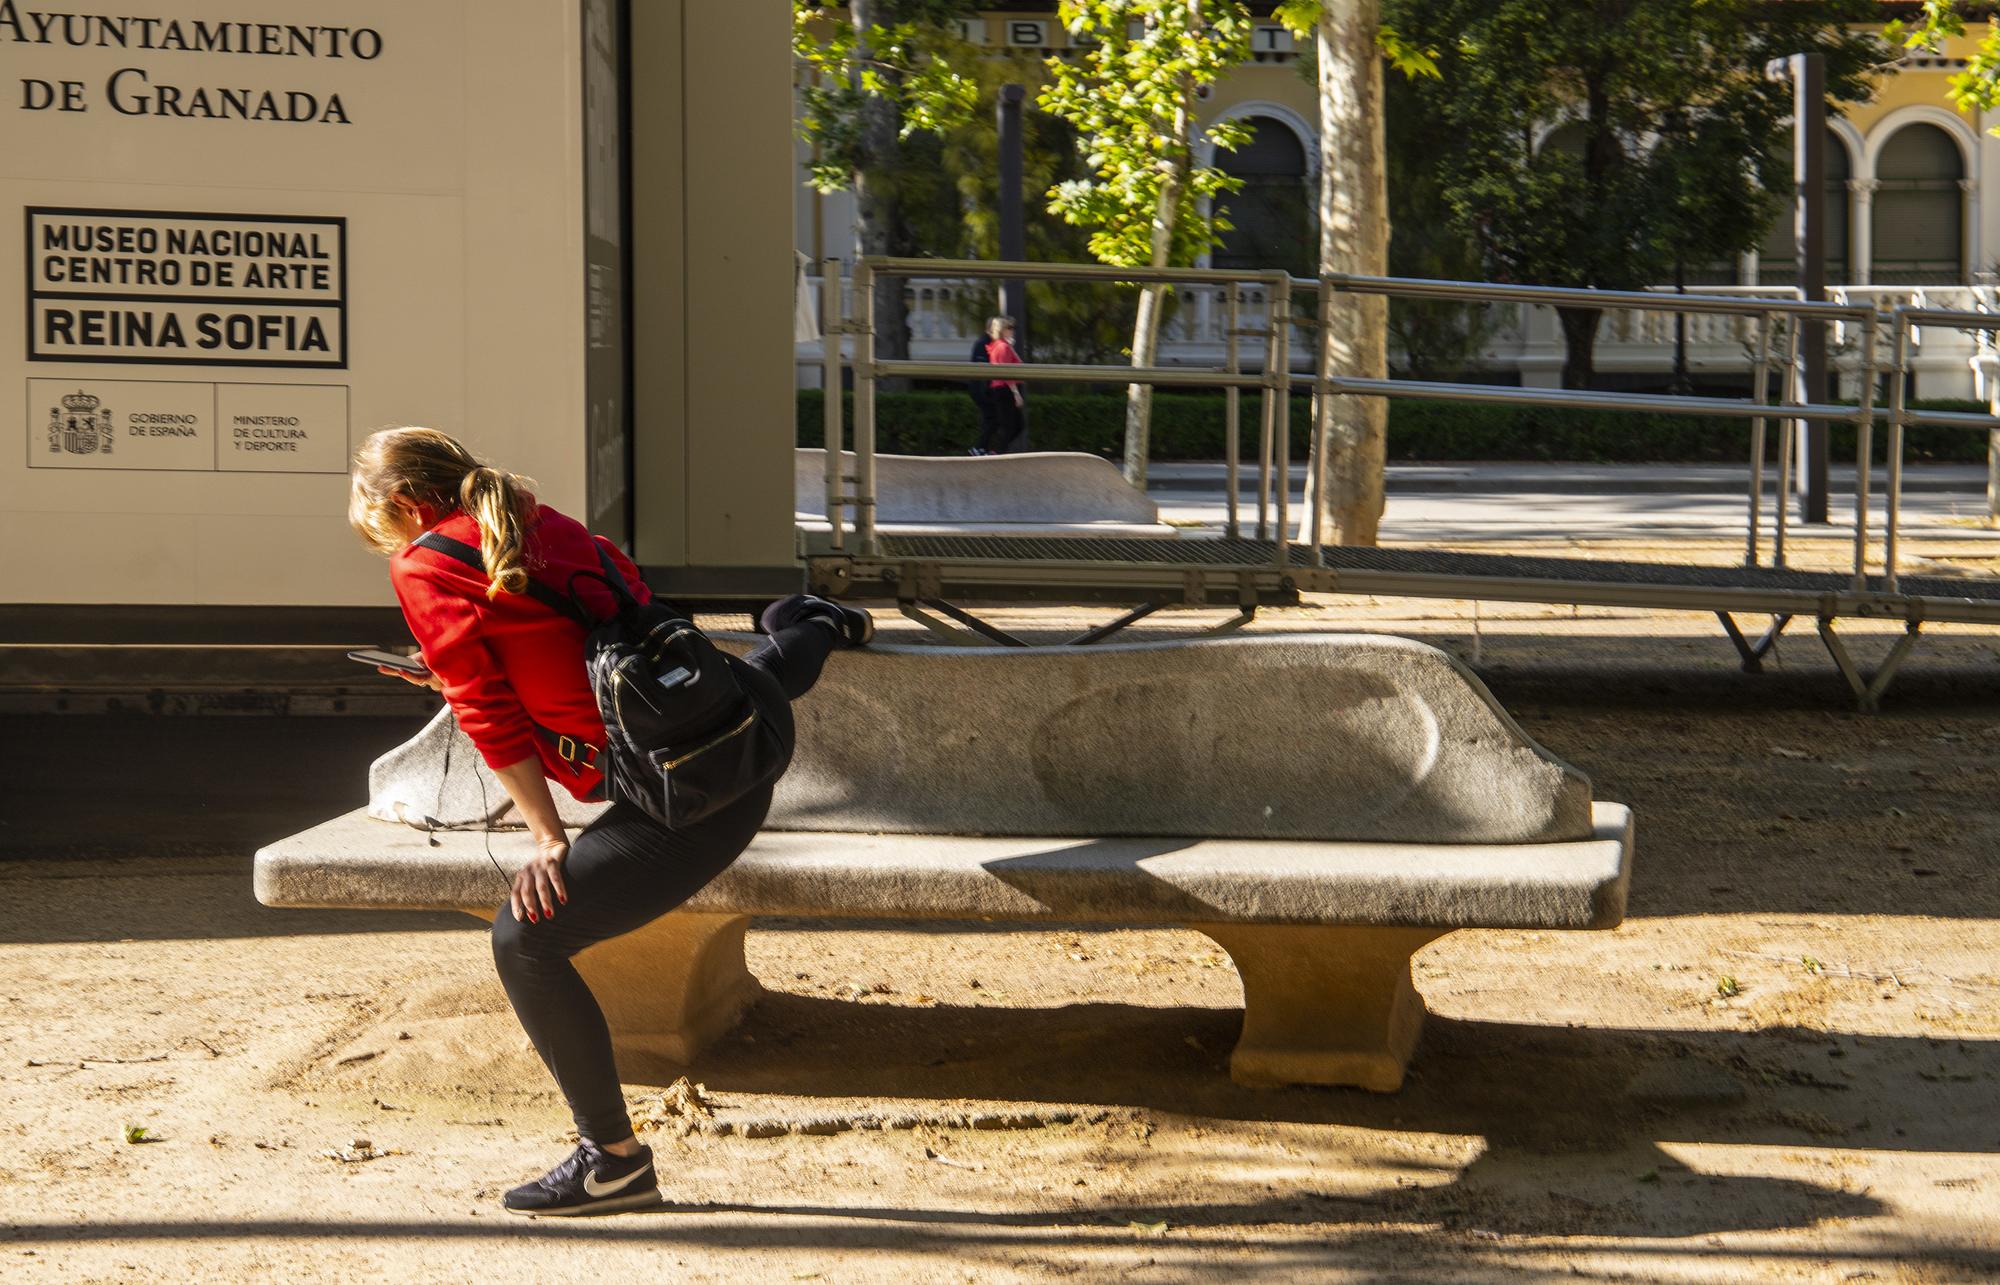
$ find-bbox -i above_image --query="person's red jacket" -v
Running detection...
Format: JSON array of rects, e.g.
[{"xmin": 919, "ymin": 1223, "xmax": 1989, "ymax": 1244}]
[
  {"xmin": 987, "ymin": 337, "xmax": 1023, "ymax": 391},
  {"xmin": 390, "ymin": 503, "xmax": 649, "ymax": 800}
]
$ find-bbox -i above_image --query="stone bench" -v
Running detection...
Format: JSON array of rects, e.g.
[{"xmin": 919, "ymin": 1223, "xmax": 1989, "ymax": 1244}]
[
  {"xmin": 256, "ymin": 635, "xmax": 1634, "ymax": 1091},
  {"xmin": 795, "ymin": 448, "xmax": 1176, "ymax": 538}
]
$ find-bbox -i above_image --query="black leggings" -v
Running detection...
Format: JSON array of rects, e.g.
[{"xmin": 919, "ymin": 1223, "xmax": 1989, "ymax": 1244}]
[
  {"xmin": 977, "ymin": 390, "xmax": 1021, "ymax": 454},
  {"xmin": 488, "ymin": 597, "xmax": 837, "ymax": 1144}
]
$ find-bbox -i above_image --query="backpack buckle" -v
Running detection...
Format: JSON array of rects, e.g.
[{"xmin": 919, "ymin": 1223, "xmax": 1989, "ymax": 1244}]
[{"xmin": 555, "ymin": 734, "xmax": 600, "ymax": 771}]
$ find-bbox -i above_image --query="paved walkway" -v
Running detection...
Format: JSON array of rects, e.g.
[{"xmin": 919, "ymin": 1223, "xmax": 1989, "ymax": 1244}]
[
  {"xmin": 1146, "ymin": 461, "xmax": 1992, "ymax": 495},
  {"xmin": 1145, "ymin": 462, "xmax": 2000, "ymax": 544}
]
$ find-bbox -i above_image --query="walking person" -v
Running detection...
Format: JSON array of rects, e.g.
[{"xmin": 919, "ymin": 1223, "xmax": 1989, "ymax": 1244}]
[
  {"xmin": 348, "ymin": 426, "xmax": 871, "ymax": 1217},
  {"xmin": 976, "ymin": 315, "xmax": 1025, "ymax": 456},
  {"xmin": 965, "ymin": 329, "xmax": 993, "ymax": 454}
]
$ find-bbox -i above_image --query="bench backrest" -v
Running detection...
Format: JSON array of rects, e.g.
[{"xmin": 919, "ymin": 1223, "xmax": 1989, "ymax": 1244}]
[
  {"xmin": 368, "ymin": 634, "xmax": 1595, "ymax": 845},
  {"xmin": 765, "ymin": 635, "xmax": 1594, "ymax": 845}
]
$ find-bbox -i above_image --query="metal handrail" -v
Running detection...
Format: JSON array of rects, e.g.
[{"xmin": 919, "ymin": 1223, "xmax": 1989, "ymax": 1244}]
[
  {"xmin": 1879, "ymin": 305, "xmax": 2000, "ymax": 592},
  {"xmin": 870, "ymin": 359, "xmax": 1269, "ymax": 388},
  {"xmin": 832, "ymin": 257, "xmax": 1925, "ymax": 589},
  {"xmin": 869, "ymin": 255, "xmax": 1288, "ymax": 288},
  {"xmin": 1307, "ymin": 271, "xmax": 1875, "ymax": 322}
]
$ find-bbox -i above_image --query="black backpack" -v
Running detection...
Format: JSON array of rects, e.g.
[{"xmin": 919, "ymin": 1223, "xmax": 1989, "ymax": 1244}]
[{"xmin": 412, "ymin": 531, "xmax": 787, "ymax": 827}]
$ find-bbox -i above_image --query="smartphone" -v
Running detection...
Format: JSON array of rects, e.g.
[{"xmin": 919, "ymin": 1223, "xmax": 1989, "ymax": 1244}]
[{"xmin": 347, "ymin": 648, "xmax": 430, "ymax": 676}]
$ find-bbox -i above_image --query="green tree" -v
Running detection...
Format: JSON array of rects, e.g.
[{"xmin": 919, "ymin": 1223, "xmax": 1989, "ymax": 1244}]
[
  {"xmin": 930, "ymin": 47, "xmax": 1143, "ymax": 365},
  {"xmin": 794, "ymin": 1, "xmax": 979, "ymax": 376},
  {"xmin": 1382, "ymin": 0, "xmax": 1882, "ymax": 388},
  {"xmin": 1381, "ymin": 62, "xmax": 1499, "ymax": 379},
  {"xmin": 1889, "ymin": 3, "xmax": 2000, "ymax": 121},
  {"xmin": 1039, "ymin": 0, "xmax": 1253, "ymax": 485}
]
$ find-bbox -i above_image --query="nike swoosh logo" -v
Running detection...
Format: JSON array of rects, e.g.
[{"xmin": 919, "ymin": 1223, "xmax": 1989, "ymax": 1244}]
[{"xmin": 583, "ymin": 1164, "xmax": 648, "ymax": 1199}]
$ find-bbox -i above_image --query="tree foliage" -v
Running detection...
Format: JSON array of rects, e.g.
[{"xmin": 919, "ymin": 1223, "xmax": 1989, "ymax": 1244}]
[
  {"xmin": 792, "ymin": 1, "xmax": 980, "ymax": 194},
  {"xmin": 931, "ymin": 49, "xmax": 1144, "ymax": 363},
  {"xmin": 1038, "ymin": 0, "xmax": 1255, "ymax": 481},
  {"xmin": 1888, "ymin": 2, "xmax": 2000, "ymax": 120},
  {"xmin": 1039, "ymin": 1, "xmax": 1252, "ymax": 267},
  {"xmin": 1380, "ymin": 0, "xmax": 1882, "ymax": 386}
]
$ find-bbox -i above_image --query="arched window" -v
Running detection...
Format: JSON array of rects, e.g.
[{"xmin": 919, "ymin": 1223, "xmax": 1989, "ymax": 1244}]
[
  {"xmin": 1212, "ymin": 116, "xmax": 1313, "ymax": 277},
  {"xmin": 1871, "ymin": 123, "xmax": 1965, "ymax": 284},
  {"xmin": 1758, "ymin": 129, "xmax": 1851, "ymax": 286}
]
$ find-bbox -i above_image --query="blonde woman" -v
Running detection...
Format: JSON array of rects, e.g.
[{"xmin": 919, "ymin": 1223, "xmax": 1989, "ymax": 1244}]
[{"xmin": 348, "ymin": 427, "xmax": 870, "ymax": 1215}]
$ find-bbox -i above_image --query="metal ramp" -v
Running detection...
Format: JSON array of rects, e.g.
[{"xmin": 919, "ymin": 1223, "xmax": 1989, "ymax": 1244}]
[
  {"xmin": 806, "ymin": 533, "xmax": 1998, "ymax": 709},
  {"xmin": 808, "ymin": 258, "xmax": 2000, "ymax": 708}
]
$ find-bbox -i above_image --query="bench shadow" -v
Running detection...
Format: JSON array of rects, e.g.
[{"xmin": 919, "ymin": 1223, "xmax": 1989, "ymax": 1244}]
[
  {"xmin": 609, "ymin": 996, "xmax": 1996, "ymax": 1239},
  {"xmin": 0, "ymin": 859, "xmax": 475, "ymax": 944},
  {"xmin": 10, "ymin": 1217, "xmax": 1997, "ymax": 1278}
]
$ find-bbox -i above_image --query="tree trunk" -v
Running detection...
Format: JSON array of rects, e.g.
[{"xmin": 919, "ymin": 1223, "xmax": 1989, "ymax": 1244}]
[
  {"xmin": 1307, "ymin": 0, "xmax": 1390, "ymax": 547},
  {"xmin": 1557, "ymin": 306, "xmax": 1599, "ymax": 390},
  {"xmin": 1126, "ymin": 281, "xmax": 1170, "ymax": 485},
  {"xmin": 1122, "ymin": 8, "xmax": 1196, "ymax": 489},
  {"xmin": 851, "ymin": 0, "xmax": 910, "ymax": 388}
]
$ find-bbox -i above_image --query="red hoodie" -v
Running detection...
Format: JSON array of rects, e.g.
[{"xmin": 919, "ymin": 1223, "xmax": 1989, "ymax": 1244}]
[
  {"xmin": 986, "ymin": 336, "xmax": 1022, "ymax": 391},
  {"xmin": 389, "ymin": 503, "xmax": 649, "ymax": 800}
]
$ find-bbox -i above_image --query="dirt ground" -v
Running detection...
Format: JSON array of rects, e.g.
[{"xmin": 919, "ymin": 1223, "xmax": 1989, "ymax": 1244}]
[{"xmin": 5, "ymin": 545, "xmax": 2000, "ymax": 1282}]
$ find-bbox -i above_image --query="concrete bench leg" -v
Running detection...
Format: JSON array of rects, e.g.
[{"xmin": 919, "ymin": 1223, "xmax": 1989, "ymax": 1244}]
[
  {"xmin": 466, "ymin": 910, "xmax": 763, "ymax": 1066},
  {"xmin": 1195, "ymin": 924, "xmax": 1444, "ymax": 1092}
]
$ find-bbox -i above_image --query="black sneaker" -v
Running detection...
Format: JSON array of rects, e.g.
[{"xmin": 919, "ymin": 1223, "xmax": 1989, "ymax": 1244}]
[
  {"xmin": 502, "ymin": 1142, "xmax": 659, "ymax": 1217},
  {"xmin": 799, "ymin": 595, "xmax": 875, "ymax": 647}
]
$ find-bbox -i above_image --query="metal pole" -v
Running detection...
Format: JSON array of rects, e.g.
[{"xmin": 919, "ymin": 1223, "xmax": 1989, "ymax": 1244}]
[
  {"xmin": 1990, "ymin": 414, "xmax": 2000, "ymax": 528},
  {"xmin": 820, "ymin": 258, "xmax": 845, "ymax": 551},
  {"xmin": 1793, "ymin": 52, "xmax": 1831, "ymax": 525},
  {"xmin": 996, "ymin": 84, "xmax": 1028, "ymax": 356},
  {"xmin": 1747, "ymin": 313, "xmax": 1773, "ymax": 567},
  {"xmin": 1256, "ymin": 291, "xmax": 1275, "ymax": 542},
  {"xmin": 1777, "ymin": 312, "xmax": 1802, "ymax": 568},
  {"xmin": 1309, "ymin": 278, "xmax": 1333, "ymax": 561},
  {"xmin": 1268, "ymin": 275, "xmax": 1293, "ymax": 571},
  {"xmin": 1884, "ymin": 312, "xmax": 1910, "ymax": 592},
  {"xmin": 1224, "ymin": 286, "xmax": 1241, "ymax": 540},
  {"xmin": 852, "ymin": 260, "xmax": 879, "ymax": 555},
  {"xmin": 1851, "ymin": 312, "xmax": 1878, "ymax": 590},
  {"xmin": 1986, "ymin": 304, "xmax": 2000, "ymax": 528}
]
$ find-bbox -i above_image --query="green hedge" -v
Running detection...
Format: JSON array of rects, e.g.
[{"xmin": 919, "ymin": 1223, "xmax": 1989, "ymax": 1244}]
[{"xmin": 798, "ymin": 390, "xmax": 1992, "ymax": 464}]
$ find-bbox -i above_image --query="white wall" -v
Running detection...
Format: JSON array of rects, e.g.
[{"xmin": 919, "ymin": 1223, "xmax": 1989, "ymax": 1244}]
[{"xmin": 0, "ymin": 0, "xmax": 586, "ymax": 606}]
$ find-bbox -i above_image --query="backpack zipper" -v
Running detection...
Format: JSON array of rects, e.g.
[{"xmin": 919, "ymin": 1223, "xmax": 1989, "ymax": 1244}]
[{"xmin": 657, "ymin": 708, "xmax": 758, "ymax": 771}]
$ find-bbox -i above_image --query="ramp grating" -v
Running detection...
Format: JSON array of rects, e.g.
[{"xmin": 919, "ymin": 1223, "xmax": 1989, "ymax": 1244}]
[{"xmin": 875, "ymin": 533, "xmax": 2000, "ymax": 606}]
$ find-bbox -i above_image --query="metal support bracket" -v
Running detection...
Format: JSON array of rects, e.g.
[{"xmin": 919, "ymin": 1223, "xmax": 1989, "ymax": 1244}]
[
  {"xmin": 1716, "ymin": 612, "xmax": 1793, "ymax": 673},
  {"xmin": 904, "ymin": 598, "xmax": 1029, "ymax": 647},
  {"xmin": 1196, "ymin": 607, "xmax": 1257, "ymax": 638},
  {"xmin": 1817, "ymin": 617, "xmax": 1924, "ymax": 712},
  {"xmin": 895, "ymin": 596, "xmax": 1256, "ymax": 649},
  {"xmin": 1066, "ymin": 601, "xmax": 1164, "ymax": 646}
]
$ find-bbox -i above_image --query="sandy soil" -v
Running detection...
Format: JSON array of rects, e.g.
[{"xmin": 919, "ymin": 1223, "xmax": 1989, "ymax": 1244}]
[{"xmin": 5, "ymin": 578, "xmax": 2000, "ymax": 1283}]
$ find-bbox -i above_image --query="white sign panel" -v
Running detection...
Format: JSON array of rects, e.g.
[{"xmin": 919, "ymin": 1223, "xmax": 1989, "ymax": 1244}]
[
  {"xmin": 27, "ymin": 376, "xmax": 350, "ymax": 473},
  {"xmin": 0, "ymin": 0, "xmax": 591, "ymax": 607}
]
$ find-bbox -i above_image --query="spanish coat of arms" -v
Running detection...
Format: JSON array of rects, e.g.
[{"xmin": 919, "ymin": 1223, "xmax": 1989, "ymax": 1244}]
[{"xmin": 49, "ymin": 390, "xmax": 113, "ymax": 456}]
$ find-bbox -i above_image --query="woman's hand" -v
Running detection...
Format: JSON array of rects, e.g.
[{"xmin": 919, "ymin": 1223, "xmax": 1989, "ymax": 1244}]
[
  {"xmin": 378, "ymin": 656, "xmax": 445, "ymax": 691},
  {"xmin": 511, "ymin": 836, "xmax": 570, "ymax": 923},
  {"xmin": 492, "ymin": 757, "xmax": 571, "ymax": 923}
]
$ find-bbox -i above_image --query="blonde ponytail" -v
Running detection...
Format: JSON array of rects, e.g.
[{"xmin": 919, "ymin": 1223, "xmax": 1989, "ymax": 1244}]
[
  {"xmin": 349, "ymin": 427, "xmax": 540, "ymax": 600},
  {"xmin": 459, "ymin": 464, "xmax": 536, "ymax": 598}
]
